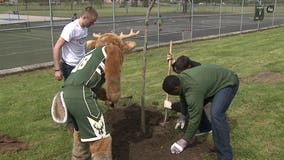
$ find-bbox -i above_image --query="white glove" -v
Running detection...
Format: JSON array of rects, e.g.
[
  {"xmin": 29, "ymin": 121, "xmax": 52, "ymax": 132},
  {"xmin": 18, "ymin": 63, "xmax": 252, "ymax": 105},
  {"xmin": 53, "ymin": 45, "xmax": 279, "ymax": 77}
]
[
  {"xmin": 167, "ymin": 53, "xmax": 174, "ymax": 62},
  {"xmin": 170, "ymin": 139, "xmax": 188, "ymax": 154},
  {"xmin": 175, "ymin": 114, "xmax": 186, "ymax": 129},
  {"xmin": 164, "ymin": 100, "xmax": 172, "ymax": 109}
]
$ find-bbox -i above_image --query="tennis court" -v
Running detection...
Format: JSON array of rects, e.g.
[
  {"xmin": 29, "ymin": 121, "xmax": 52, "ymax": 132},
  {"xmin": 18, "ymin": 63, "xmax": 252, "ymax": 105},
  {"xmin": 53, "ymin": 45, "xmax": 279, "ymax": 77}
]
[
  {"xmin": 0, "ymin": 13, "xmax": 68, "ymax": 24},
  {"xmin": 1, "ymin": 6, "xmax": 284, "ymax": 72}
]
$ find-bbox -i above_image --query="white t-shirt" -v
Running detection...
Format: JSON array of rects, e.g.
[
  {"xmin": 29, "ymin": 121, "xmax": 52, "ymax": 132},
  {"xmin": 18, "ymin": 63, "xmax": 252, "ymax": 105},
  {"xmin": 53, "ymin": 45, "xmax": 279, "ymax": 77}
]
[{"xmin": 61, "ymin": 19, "xmax": 88, "ymax": 66}]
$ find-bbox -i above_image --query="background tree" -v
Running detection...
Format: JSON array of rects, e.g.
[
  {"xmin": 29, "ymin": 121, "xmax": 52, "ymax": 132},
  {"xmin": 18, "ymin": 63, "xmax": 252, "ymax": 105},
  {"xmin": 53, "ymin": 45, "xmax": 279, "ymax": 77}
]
[
  {"xmin": 131, "ymin": 0, "xmax": 138, "ymax": 7},
  {"xmin": 182, "ymin": 0, "xmax": 189, "ymax": 13},
  {"xmin": 143, "ymin": 0, "xmax": 149, "ymax": 7}
]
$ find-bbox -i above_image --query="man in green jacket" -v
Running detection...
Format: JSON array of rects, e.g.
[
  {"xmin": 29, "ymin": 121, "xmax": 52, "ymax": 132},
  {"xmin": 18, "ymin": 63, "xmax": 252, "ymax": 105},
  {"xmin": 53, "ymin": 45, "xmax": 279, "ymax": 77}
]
[
  {"xmin": 165, "ymin": 55, "xmax": 212, "ymax": 135},
  {"xmin": 162, "ymin": 64, "xmax": 239, "ymax": 160}
]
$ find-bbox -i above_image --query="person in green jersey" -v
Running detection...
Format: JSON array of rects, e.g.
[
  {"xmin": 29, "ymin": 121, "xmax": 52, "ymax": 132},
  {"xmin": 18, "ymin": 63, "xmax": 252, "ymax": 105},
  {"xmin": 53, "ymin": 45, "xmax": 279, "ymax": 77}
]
[
  {"xmin": 162, "ymin": 64, "xmax": 239, "ymax": 160},
  {"xmin": 62, "ymin": 46, "xmax": 111, "ymax": 160},
  {"xmin": 54, "ymin": 30, "xmax": 139, "ymax": 160}
]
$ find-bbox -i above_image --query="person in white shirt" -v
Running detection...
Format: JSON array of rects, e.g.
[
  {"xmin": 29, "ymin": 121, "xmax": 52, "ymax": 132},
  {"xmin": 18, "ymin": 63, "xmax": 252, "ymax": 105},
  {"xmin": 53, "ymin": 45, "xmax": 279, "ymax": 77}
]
[
  {"xmin": 52, "ymin": 5, "xmax": 97, "ymax": 142},
  {"xmin": 53, "ymin": 6, "xmax": 98, "ymax": 81}
]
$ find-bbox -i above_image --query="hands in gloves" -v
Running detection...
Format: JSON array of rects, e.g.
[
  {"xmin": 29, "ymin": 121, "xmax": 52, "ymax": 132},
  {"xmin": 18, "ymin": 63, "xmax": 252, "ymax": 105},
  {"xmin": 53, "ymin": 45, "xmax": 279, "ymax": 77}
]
[
  {"xmin": 167, "ymin": 53, "xmax": 174, "ymax": 61},
  {"xmin": 164, "ymin": 100, "xmax": 172, "ymax": 109},
  {"xmin": 175, "ymin": 114, "xmax": 187, "ymax": 130},
  {"xmin": 170, "ymin": 138, "xmax": 188, "ymax": 154},
  {"xmin": 105, "ymin": 100, "xmax": 114, "ymax": 108}
]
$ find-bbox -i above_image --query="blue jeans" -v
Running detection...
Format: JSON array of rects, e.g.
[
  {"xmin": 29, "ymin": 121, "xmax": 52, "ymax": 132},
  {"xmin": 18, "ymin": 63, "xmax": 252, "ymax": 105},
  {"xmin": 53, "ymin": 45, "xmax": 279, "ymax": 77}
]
[
  {"xmin": 210, "ymin": 76, "xmax": 239, "ymax": 160},
  {"xmin": 60, "ymin": 61, "xmax": 75, "ymax": 81},
  {"xmin": 198, "ymin": 109, "xmax": 211, "ymax": 132}
]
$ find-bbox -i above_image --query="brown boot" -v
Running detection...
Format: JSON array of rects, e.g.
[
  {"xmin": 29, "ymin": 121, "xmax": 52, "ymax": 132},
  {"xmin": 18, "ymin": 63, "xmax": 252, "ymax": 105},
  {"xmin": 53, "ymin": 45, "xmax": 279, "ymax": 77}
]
[
  {"xmin": 89, "ymin": 136, "xmax": 112, "ymax": 160},
  {"xmin": 72, "ymin": 131, "xmax": 91, "ymax": 160}
]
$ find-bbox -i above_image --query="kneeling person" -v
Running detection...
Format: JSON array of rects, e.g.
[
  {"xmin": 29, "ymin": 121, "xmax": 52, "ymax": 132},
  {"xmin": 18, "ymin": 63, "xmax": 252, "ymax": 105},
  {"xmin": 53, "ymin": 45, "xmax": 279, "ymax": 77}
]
[{"xmin": 162, "ymin": 64, "xmax": 239, "ymax": 160}]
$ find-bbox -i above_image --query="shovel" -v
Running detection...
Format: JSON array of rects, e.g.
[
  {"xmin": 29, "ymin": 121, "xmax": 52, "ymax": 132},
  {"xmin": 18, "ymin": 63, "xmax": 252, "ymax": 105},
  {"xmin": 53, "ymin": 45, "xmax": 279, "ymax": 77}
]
[{"xmin": 160, "ymin": 40, "xmax": 173, "ymax": 126}]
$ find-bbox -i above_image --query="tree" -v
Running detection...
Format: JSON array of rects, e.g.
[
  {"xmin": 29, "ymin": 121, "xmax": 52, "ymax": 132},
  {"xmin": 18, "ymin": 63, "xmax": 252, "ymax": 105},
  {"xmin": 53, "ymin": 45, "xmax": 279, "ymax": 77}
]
[
  {"xmin": 143, "ymin": 0, "xmax": 149, "ymax": 7},
  {"xmin": 182, "ymin": 0, "xmax": 189, "ymax": 13},
  {"xmin": 131, "ymin": 0, "xmax": 138, "ymax": 7},
  {"xmin": 141, "ymin": 0, "xmax": 156, "ymax": 133}
]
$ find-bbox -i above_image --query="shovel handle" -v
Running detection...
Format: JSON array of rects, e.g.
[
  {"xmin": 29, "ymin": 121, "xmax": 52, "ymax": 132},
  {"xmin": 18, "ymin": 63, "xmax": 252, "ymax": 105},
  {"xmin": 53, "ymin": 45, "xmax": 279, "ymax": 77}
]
[
  {"xmin": 164, "ymin": 41, "xmax": 173, "ymax": 123},
  {"xmin": 166, "ymin": 40, "xmax": 173, "ymax": 100}
]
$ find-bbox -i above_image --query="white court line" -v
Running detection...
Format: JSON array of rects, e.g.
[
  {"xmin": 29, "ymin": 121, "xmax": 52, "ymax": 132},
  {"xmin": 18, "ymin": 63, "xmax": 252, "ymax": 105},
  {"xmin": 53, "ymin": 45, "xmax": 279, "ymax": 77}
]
[
  {"xmin": 0, "ymin": 14, "xmax": 68, "ymax": 24},
  {"xmin": 0, "ymin": 47, "xmax": 51, "ymax": 57}
]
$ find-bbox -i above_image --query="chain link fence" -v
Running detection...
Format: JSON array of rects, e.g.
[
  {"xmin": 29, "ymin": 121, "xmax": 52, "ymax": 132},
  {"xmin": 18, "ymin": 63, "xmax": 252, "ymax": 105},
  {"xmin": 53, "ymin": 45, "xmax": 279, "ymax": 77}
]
[{"xmin": 0, "ymin": 0, "xmax": 283, "ymax": 71}]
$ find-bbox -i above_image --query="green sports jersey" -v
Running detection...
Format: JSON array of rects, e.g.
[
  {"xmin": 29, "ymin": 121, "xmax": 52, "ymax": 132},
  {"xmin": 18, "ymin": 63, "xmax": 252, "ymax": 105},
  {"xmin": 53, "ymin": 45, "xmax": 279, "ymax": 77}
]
[
  {"xmin": 64, "ymin": 46, "xmax": 107, "ymax": 89},
  {"xmin": 62, "ymin": 46, "xmax": 111, "ymax": 142},
  {"xmin": 177, "ymin": 64, "xmax": 238, "ymax": 140}
]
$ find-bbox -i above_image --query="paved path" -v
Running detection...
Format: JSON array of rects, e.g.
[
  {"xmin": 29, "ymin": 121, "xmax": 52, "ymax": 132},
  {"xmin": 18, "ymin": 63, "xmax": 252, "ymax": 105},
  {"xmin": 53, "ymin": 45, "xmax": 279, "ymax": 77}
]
[{"xmin": 0, "ymin": 14, "xmax": 68, "ymax": 24}]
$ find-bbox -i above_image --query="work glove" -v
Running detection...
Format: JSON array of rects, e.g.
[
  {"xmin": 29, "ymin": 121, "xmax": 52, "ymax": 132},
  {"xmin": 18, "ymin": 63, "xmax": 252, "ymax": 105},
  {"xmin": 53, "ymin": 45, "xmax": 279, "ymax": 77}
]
[
  {"xmin": 167, "ymin": 54, "xmax": 175, "ymax": 64},
  {"xmin": 164, "ymin": 100, "xmax": 172, "ymax": 109},
  {"xmin": 170, "ymin": 138, "xmax": 188, "ymax": 154},
  {"xmin": 105, "ymin": 100, "xmax": 115, "ymax": 108},
  {"xmin": 175, "ymin": 114, "xmax": 186, "ymax": 130}
]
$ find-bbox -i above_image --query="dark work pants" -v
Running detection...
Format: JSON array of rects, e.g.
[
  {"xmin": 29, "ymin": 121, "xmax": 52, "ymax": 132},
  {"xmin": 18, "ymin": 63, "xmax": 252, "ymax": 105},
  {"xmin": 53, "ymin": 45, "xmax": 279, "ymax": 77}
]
[{"xmin": 61, "ymin": 61, "xmax": 75, "ymax": 81}]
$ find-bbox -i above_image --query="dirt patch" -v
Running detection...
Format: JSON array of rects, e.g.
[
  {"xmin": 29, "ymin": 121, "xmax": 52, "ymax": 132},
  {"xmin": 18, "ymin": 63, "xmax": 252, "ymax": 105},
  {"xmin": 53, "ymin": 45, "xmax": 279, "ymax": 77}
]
[
  {"xmin": 105, "ymin": 104, "xmax": 216, "ymax": 160},
  {"xmin": 0, "ymin": 135, "xmax": 29, "ymax": 153},
  {"xmin": 241, "ymin": 71, "xmax": 284, "ymax": 83}
]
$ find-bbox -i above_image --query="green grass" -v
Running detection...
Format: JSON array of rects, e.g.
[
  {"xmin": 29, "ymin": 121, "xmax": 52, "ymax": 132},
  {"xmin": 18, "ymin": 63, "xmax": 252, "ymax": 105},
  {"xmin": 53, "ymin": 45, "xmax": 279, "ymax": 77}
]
[{"xmin": 1, "ymin": 27, "xmax": 284, "ymax": 159}]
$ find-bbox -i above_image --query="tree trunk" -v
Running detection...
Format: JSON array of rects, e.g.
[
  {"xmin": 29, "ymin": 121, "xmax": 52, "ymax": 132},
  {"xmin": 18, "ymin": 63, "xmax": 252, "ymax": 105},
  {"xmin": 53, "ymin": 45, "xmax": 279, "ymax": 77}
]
[
  {"xmin": 182, "ymin": 0, "xmax": 188, "ymax": 13},
  {"xmin": 141, "ymin": 0, "xmax": 156, "ymax": 133}
]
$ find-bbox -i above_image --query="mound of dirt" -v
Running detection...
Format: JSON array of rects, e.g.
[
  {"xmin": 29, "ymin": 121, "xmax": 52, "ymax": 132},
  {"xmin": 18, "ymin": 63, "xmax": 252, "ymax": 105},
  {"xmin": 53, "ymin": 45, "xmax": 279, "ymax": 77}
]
[
  {"xmin": 0, "ymin": 135, "xmax": 29, "ymax": 153},
  {"xmin": 242, "ymin": 71, "xmax": 284, "ymax": 83},
  {"xmin": 105, "ymin": 104, "xmax": 216, "ymax": 160}
]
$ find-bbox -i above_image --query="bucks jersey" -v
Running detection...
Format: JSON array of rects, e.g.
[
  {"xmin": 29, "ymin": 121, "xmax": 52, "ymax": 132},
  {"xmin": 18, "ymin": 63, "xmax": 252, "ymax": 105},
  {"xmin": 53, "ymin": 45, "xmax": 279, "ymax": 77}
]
[
  {"xmin": 64, "ymin": 46, "xmax": 107, "ymax": 89},
  {"xmin": 62, "ymin": 46, "xmax": 110, "ymax": 142}
]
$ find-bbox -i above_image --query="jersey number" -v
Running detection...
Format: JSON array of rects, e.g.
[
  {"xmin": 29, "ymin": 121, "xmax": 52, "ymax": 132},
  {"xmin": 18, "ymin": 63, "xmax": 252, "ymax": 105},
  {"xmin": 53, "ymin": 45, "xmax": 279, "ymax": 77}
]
[{"xmin": 71, "ymin": 54, "xmax": 92, "ymax": 73}]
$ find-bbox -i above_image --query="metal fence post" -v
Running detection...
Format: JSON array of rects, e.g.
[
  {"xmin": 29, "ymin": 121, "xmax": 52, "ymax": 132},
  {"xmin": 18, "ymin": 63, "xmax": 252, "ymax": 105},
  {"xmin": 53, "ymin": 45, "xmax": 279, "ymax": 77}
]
[
  {"xmin": 219, "ymin": 0, "xmax": 222, "ymax": 37},
  {"xmin": 240, "ymin": 0, "xmax": 245, "ymax": 31},
  {"xmin": 49, "ymin": 0, "xmax": 54, "ymax": 50},
  {"xmin": 190, "ymin": 0, "xmax": 194, "ymax": 42},
  {"xmin": 112, "ymin": 0, "xmax": 116, "ymax": 33},
  {"xmin": 272, "ymin": 0, "xmax": 277, "ymax": 25},
  {"xmin": 157, "ymin": 0, "xmax": 160, "ymax": 47}
]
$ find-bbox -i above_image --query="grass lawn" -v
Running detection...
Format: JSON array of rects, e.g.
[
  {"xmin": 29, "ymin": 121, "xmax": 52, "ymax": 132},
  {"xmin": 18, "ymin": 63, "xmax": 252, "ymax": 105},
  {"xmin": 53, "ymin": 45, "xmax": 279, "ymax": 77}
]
[{"xmin": 0, "ymin": 27, "xmax": 284, "ymax": 159}]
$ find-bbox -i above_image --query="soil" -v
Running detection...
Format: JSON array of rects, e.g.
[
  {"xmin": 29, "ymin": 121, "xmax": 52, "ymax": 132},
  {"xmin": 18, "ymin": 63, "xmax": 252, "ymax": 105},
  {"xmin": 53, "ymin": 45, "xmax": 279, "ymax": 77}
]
[
  {"xmin": 241, "ymin": 71, "xmax": 284, "ymax": 83},
  {"xmin": 105, "ymin": 104, "xmax": 216, "ymax": 160},
  {"xmin": 0, "ymin": 135, "xmax": 29, "ymax": 153}
]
